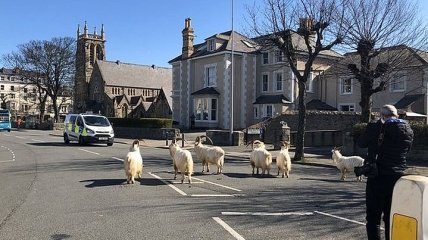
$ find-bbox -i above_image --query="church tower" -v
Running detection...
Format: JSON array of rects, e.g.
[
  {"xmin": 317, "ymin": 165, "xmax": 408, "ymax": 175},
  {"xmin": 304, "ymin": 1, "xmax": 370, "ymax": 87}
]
[{"xmin": 74, "ymin": 21, "xmax": 106, "ymax": 113}]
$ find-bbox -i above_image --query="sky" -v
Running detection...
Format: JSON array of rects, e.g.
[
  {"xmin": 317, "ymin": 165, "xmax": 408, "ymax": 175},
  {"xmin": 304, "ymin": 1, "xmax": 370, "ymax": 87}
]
[
  {"xmin": 2, "ymin": 0, "xmax": 428, "ymax": 69},
  {"xmin": 0, "ymin": 0, "xmax": 256, "ymax": 68}
]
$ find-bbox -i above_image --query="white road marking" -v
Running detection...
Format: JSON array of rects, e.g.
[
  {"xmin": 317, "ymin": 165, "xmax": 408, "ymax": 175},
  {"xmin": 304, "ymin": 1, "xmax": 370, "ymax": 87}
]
[
  {"xmin": 191, "ymin": 194, "xmax": 234, "ymax": 197},
  {"xmin": 0, "ymin": 146, "xmax": 15, "ymax": 163},
  {"xmin": 192, "ymin": 176, "xmax": 242, "ymax": 192},
  {"xmin": 112, "ymin": 157, "xmax": 124, "ymax": 162},
  {"xmin": 314, "ymin": 211, "xmax": 385, "ymax": 229},
  {"xmin": 148, "ymin": 172, "xmax": 187, "ymax": 196},
  {"xmin": 78, "ymin": 148, "xmax": 100, "ymax": 155},
  {"xmin": 31, "ymin": 139, "xmax": 45, "ymax": 142},
  {"xmin": 15, "ymin": 136, "xmax": 25, "ymax": 139},
  {"xmin": 222, "ymin": 211, "xmax": 314, "ymax": 216},
  {"xmin": 171, "ymin": 181, "xmax": 203, "ymax": 184},
  {"xmin": 212, "ymin": 217, "xmax": 245, "ymax": 240}
]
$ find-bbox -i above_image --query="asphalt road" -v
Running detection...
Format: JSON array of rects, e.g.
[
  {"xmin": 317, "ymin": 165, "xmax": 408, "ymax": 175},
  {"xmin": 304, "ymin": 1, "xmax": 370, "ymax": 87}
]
[{"xmin": 0, "ymin": 129, "xmax": 371, "ymax": 240}]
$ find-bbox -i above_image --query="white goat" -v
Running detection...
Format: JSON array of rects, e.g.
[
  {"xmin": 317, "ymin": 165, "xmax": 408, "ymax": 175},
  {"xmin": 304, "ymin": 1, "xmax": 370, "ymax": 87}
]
[
  {"xmin": 331, "ymin": 147, "xmax": 364, "ymax": 181},
  {"xmin": 124, "ymin": 139, "xmax": 144, "ymax": 184},
  {"xmin": 276, "ymin": 141, "xmax": 291, "ymax": 178},
  {"xmin": 169, "ymin": 141, "xmax": 193, "ymax": 184},
  {"xmin": 194, "ymin": 136, "xmax": 225, "ymax": 174},
  {"xmin": 249, "ymin": 140, "xmax": 272, "ymax": 175}
]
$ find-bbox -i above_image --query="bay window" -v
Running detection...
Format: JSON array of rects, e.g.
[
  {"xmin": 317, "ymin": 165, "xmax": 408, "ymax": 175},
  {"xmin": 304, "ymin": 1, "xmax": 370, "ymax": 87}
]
[{"xmin": 194, "ymin": 97, "xmax": 218, "ymax": 121}]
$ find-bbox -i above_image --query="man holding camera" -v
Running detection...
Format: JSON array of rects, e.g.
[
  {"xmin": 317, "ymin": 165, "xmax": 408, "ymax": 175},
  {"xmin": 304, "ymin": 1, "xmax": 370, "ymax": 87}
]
[{"xmin": 356, "ymin": 104, "xmax": 413, "ymax": 240}]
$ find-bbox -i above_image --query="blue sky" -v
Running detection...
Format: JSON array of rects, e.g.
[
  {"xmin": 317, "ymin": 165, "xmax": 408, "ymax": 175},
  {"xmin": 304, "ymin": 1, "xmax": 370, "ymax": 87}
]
[
  {"xmin": 1, "ymin": 0, "xmax": 428, "ymax": 68},
  {"xmin": 0, "ymin": 0, "xmax": 253, "ymax": 68}
]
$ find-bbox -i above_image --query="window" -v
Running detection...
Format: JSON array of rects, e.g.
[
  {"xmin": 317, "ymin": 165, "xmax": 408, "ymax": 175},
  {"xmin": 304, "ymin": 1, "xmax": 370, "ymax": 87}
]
[
  {"xmin": 194, "ymin": 97, "xmax": 218, "ymax": 122},
  {"xmin": 205, "ymin": 65, "xmax": 216, "ymax": 87},
  {"xmin": 0, "ymin": 76, "xmax": 4, "ymax": 81},
  {"xmin": 10, "ymin": 86, "xmax": 14, "ymax": 91},
  {"xmin": 1, "ymin": 85, "xmax": 4, "ymax": 90},
  {"xmin": 10, "ymin": 94, "xmax": 15, "ymax": 99},
  {"xmin": 340, "ymin": 78, "xmax": 352, "ymax": 94},
  {"xmin": 275, "ymin": 71, "xmax": 283, "ymax": 91},
  {"xmin": 33, "ymin": 88, "xmax": 36, "ymax": 93},
  {"xmin": 262, "ymin": 74, "xmax": 269, "ymax": 92},
  {"xmin": 254, "ymin": 107, "xmax": 259, "ymax": 119},
  {"xmin": 306, "ymin": 72, "xmax": 315, "ymax": 93},
  {"xmin": 262, "ymin": 52, "xmax": 269, "ymax": 64},
  {"xmin": 390, "ymin": 76, "xmax": 406, "ymax": 92},
  {"xmin": 24, "ymin": 88, "xmax": 27, "ymax": 93},
  {"xmin": 339, "ymin": 104, "xmax": 355, "ymax": 111},
  {"xmin": 207, "ymin": 39, "xmax": 215, "ymax": 51},
  {"xmin": 210, "ymin": 99, "xmax": 217, "ymax": 121},
  {"xmin": 266, "ymin": 105, "xmax": 273, "ymax": 117},
  {"xmin": 10, "ymin": 76, "xmax": 15, "ymax": 81},
  {"xmin": 275, "ymin": 50, "xmax": 283, "ymax": 63}
]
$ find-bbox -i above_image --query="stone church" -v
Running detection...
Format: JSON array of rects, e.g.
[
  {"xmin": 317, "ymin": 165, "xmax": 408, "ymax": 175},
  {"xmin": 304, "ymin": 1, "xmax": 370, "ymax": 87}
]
[{"xmin": 73, "ymin": 22, "xmax": 172, "ymax": 118}]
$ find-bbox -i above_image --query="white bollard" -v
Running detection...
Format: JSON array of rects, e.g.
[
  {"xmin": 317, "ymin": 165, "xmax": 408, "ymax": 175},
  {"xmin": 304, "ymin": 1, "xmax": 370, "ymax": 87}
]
[{"xmin": 390, "ymin": 175, "xmax": 428, "ymax": 240}]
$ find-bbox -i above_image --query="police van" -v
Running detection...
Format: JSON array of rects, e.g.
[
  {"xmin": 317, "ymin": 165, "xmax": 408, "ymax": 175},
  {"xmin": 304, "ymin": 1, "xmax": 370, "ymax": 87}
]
[{"xmin": 63, "ymin": 113, "xmax": 114, "ymax": 146}]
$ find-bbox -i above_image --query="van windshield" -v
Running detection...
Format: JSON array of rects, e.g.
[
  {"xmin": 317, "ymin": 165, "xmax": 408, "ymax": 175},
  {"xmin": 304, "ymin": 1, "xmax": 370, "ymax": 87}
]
[{"xmin": 83, "ymin": 116, "xmax": 110, "ymax": 127}]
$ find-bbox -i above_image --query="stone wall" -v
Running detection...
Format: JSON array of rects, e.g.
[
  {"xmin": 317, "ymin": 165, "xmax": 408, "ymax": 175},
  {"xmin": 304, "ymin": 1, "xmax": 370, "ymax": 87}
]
[
  {"xmin": 259, "ymin": 111, "xmax": 361, "ymax": 146},
  {"xmin": 113, "ymin": 127, "xmax": 179, "ymax": 140}
]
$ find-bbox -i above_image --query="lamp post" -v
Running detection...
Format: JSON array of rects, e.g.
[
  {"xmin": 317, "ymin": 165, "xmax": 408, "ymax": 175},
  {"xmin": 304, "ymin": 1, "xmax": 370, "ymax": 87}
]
[{"xmin": 229, "ymin": 0, "xmax": 234, "ymax": 145}]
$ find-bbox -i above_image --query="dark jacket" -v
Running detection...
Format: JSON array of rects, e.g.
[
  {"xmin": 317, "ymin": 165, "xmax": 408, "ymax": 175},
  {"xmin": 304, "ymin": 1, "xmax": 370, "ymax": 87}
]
[{"xmin": 358, "ymin": 118, "xmax": 414, "ymax": 176}]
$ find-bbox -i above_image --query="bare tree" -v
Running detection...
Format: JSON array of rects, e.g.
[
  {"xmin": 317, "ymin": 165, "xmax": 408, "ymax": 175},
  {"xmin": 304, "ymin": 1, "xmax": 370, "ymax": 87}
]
[
  {"xmin": 339, "ymin": 0, "xmax": 428, "ymax": 122},
  {"xmin": 3, "ymin": 37, "xmax": 75, "ymax": 122},
  {"xmin": 246, "ymin": 0, "xmax": 345, "ymax": 161}
]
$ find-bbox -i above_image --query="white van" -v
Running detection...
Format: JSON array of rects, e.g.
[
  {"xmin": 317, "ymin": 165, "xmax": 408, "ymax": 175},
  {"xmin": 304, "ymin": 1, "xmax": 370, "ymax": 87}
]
[{"xmin": 63, "ymin": 113, "xmax": 114, "ymax": 146}]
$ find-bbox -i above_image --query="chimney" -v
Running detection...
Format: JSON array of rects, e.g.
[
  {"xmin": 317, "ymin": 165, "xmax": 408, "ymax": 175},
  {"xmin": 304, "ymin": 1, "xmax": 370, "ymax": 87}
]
[
  {"xmin": 298, "ymin": 17, "xmax": 316, "ymax": 41},
  {"xmin": 182, "ymin": 18, "xmax": 194, "ymax": 58}
]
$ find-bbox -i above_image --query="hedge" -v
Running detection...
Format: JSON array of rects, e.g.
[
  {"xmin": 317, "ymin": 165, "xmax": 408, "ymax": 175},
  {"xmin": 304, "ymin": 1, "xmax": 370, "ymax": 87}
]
[
  {"xmin": 108, "ymin": 118, "xmax": 172, "ymax": 128},
  {"xmin": 352, "ymin": 122, "xmax": 428, "ymax": 149}
]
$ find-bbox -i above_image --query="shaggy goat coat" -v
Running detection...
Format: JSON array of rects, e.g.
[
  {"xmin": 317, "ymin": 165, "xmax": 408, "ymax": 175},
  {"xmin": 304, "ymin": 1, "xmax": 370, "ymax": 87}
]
[
  {"xmin": 194, "ymin": 142, "xmax": 225, "ymax": 174},
  {"xmin": 250, "ymin": 147, "xmax": 272, "ymax": 175},
  {"xmin": 169, "ymin": 143, "xmax": 194, "ymax": 184},
  {"xmin": 124, "ymin": 140, "xmax": 143, "ymax": 184},
  {"xmin": 331, "ymin": 148, "xmax": 364, "ymax": 181},
  {"xmin": 276, "ymin": 145, "xmax": 291, "ymax": 178}
]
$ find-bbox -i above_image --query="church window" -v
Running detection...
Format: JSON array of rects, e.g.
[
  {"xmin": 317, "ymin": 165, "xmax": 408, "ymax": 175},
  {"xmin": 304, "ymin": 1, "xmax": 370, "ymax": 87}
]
[{"xmin": 90, "ymin": 44, "xmax": 95, "ymax": 65}]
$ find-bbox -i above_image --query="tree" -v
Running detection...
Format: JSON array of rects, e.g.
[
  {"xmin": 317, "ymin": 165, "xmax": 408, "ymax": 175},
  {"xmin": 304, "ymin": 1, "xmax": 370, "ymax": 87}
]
[
  {"xmin": 3, "ymin": 37, "xmax": 75, "ymax": 122},
  {"xmin": 247, "ymin": 0, "xmax": 345, "ymax": 161},
  {"xmin": 339, "ymin": 0, "xmax": 428, "ymax": 122}
]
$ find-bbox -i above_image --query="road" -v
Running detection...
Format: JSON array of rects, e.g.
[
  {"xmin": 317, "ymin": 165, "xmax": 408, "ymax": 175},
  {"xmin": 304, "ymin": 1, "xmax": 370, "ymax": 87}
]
[{"xmin": 0, "ymin": 129, "xmax": 370, "ymax": 240}]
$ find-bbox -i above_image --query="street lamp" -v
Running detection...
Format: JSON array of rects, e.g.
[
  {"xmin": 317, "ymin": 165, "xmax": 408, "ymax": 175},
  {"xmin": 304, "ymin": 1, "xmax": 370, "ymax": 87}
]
[{"xmin": 229, "ymin": 0, "xmax": 234, "ymax": 146}]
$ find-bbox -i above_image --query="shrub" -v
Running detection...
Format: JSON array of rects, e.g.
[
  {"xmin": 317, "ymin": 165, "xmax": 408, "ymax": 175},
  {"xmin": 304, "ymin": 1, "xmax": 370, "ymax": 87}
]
[
  {"xmin": 352, "ymin": 122, "xmax": 427, "ymax": 149},
  {"xmin": 108, "ymin": 118, "xmax": 172, "ymax": 128}
]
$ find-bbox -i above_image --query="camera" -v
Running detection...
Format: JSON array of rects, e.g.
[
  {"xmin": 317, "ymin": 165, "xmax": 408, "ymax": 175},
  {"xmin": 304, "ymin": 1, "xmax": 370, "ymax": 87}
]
[{"xmin": 354, "ymin": 163, "xmax": 378, "ymax": 177}]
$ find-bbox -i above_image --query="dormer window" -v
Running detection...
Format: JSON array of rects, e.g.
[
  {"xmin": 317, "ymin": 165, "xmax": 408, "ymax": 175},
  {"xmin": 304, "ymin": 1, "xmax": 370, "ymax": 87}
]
[{"xmin": 207, "ymin": 39, "xmax": 216, "ymax": 52}]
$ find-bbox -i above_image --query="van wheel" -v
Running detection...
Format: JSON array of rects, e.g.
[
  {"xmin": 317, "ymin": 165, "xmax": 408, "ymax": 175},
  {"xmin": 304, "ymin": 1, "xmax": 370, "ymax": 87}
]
[
  {"xmin": 107, "ymin": 142, "xmax": 113, "ymax": 146},
  {"xmin": 78, "ymin": 137, "xmax": 85, "ymax": 145},
  {"xmin": 64, "ymin": 134, "xmax": 70, "ymax": 144}
]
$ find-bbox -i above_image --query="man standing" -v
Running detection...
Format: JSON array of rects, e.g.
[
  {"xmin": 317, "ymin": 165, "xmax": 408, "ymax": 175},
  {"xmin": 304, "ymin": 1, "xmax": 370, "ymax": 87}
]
[{"xmin": 357, "ymin": 105, "xmax": 414, "ymax": 240}]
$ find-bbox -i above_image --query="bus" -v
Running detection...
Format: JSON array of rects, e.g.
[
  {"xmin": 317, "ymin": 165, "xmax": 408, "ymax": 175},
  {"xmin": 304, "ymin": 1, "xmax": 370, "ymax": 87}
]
[{"xmin": 0, "ymin": 109, "xmax": 11, "ymax": 132}]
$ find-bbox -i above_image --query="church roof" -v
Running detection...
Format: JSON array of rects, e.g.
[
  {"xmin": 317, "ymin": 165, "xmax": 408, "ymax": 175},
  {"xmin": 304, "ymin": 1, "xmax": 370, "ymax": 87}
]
[{"xmin": 96, "ymin": 60, "xmax": 172, "ymax": 108}]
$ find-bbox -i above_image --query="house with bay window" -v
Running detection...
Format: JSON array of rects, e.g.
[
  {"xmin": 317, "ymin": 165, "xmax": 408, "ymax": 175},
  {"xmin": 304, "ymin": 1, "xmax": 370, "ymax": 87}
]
[
  {"xmin": 169, "ymin": 18, "xmax": 342, "ymax": 130},
  {"xmin": 322, "ymin": 45, "xmax": 428, "ymax": 121}
]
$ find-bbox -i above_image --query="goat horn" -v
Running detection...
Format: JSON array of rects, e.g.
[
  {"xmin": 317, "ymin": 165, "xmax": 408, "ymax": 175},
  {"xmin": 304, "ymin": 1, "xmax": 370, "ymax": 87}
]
[
  {"xmin": 202, "ymin": 136, "xmax": 214, "ymax": 145},
  {"xmin": 246, "ymin": 140, "xmax": 255, "ymax": 148}
]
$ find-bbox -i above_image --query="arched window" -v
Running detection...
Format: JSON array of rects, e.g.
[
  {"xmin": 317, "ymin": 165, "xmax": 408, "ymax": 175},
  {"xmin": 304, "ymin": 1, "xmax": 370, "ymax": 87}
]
[
  {"xmin": 96, "ymin": 45, "xmax": 104, "ymax": 60},
  {"xmin": 90, "ymin": 44, "xmax": 95, "ymax": 65}
]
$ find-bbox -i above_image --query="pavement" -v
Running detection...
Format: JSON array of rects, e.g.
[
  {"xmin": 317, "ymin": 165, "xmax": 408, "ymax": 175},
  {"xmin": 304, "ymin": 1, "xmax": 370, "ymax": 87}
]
[{"xmin": 51, "ymin": 130, "xmax": 428, "ymax": 176}]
